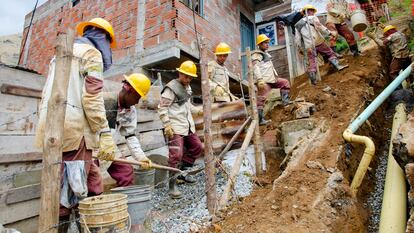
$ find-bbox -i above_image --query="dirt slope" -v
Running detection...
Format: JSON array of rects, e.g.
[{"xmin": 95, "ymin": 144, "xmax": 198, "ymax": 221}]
[{"xmin": 208, "ymin": 49, "xmax": 390, "ymax": 233}]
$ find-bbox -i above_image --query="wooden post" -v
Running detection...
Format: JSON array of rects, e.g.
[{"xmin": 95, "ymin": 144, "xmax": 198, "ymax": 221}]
[
  {"xmin": 218, "ymin": 120, "xmax": 257, "ymax": 210},
  {"xmin": 156, "ymin": 72, "xmax": 163, "ymax": 88},
  {"xmin": 38, "ymin": 31, "xmax": 74, "ymax": 233},
  {"xmin": 285, "ymin": 26, "xmax": 296, "ymax": 85},
  {"xmin": 246, "ymin": 47, "xmax": 264, "ymax": 175},
  {"xmin": 200, "ymin": 43, "xmax": 217, "ymax": 214},
  {"xmin": 217, "ymin": 116, "xmax": 252, "ymax": 160}
]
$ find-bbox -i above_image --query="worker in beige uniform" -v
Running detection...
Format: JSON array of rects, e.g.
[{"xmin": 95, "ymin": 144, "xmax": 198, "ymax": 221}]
[
  {"xmin": 158, "ymin": 60, "xmax": 204, "ymax": 199},
  {"xmin": 102, "ymin": 73, "xmax": 152, "ymax": 188},
  {"xmin": 208, "ymin": 42, "xmax": 238, "ymax": 103},
  {"xmin": 325, "ymin": 0, "xmax": 361, "ymax": 56},
  {"xmin": 35, "ymin": 18, "xmax": 119, "ymax": 232},
  {"xmin": 253, "ymin": 34, "xmax": 291, "ymax": 125},
  {"xmin": 295, "ymin": 4, "xmax": 348, "ymax": 85},
  {"xmin": 368, "ymin": 25, "xmax": 411, "ymax": 81}
]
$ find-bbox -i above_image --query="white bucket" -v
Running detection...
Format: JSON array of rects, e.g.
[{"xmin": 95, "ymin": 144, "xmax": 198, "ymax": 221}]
[{"xmin": 351, "ymin": 10, "xmax": 368, "ymax": 32}]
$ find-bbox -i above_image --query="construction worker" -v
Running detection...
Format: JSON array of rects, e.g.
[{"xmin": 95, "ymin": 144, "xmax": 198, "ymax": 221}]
[
  {"xmin": 158, "ymin": 60, "xmax": 203, "ymax": 199},
  {"xmin": 326, "ymin": 0, "xmax": 362, "ymax": 56},
  {"xmin": 295, "ymin": 4, "xmax": 348, "ymax": 85},
  {"xmin": 35, "ymin": 18, "xmax": 118, "ymax": 232},
  {"xmin": 208, "ymin": 42, "xmax": 238, "ymax": 102},
  {"xmin": 253, "ymin": 34, "xmax": 291, "ymax": 125},
  {"xmin": 367, "ymin": 25, "xmax": 411, "ymax": 81},
  {"xmin": 101, "ymin": 73, "xmax": 153, "ymax": 188}
]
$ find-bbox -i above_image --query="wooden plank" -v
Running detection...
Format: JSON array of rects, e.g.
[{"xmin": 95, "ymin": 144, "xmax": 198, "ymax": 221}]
[
  {"xmin": 0, "ymin": 93, "xmax": 39, "ymax": 114},
  {"xmin": 0, "ymin": 112, "xmax": 38, "ymax": 135},
  {"xmin": 0, "ymin": 66, "xmax": 45, "ymax": 90},
  {"xmin": 219, "ymin": 120, "xmax": 256, "ymax": 210},
  {"xmin": 38, "ymin": 31, "xmax": 74, "ymax": 233},
  {"xmin": 138, "ymin": 130, "xmax": 166, "ymax": 151},
  {"xmin": 13, "ymin": 170, "xmax": 42, "ymax": 187},
  {"xmin": 0, "ymin": 152, "xmax": 42, "ymax": 164},
  {"xmin": 136, "ymin": 86, "xmax": 161, "ymax": 110},
  {"xmin": 200, "ymin": 41, "xmax": 217, "ymax": 214},
  {"xmin": 6, "ymin": 184, "xmax": 41, "ymax": 204},
  {"xmin": 136, "ymin": 108, "xmax": 158, "ymax": 123},
  {"xmin": 5, "ymin": 215, "xmax": 39, "ymax": 233},
  {"xmin": 0, "ymin": 135, "xmax": 40, "ymax": 154},
  {"xmin": 0, "ymin": 198, "xmax": 39, "ymax": 224},
  {"xmin": 1, "ymin": 84, "xmax": 42, "ymax": 98},
  {"xmin": 246, "ymin": 47, "xmax": 264, "ymax": 175},
  {"xmin": 136, "ymin": 119, "xmax": 163, "ymax": 133}
]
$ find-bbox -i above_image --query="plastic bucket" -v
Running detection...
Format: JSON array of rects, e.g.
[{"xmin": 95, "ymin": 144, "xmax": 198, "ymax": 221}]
[
  {"xmin": 111, "ymin": 185, "xmax": 152, "ymax": 225},
  {"xmin": 78, "ymin": 194, "xmax": 129, "ymax": 232},
  {"xmin": 351, "ymin": 10, "xmax": 368, "ymax": 32},
  {"xmin": 134, "ymin": 169, "xmax": 155, "ymax": 186}
]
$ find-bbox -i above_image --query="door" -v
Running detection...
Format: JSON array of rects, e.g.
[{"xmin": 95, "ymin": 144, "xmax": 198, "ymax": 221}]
[{"xmin": 240, "ymin": 14, "xmax": 255, "ymax": 80}]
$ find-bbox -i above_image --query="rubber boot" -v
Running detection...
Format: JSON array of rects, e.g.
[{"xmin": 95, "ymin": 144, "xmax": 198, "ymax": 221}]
[
  {"xmin": 258, "ymin": 109, "xmax": 270, "ymax": 126},
  {"xmin": 330, "ymin": 59, "xmax": 348, "ymax": 71},
  {"xmin": 177, "ymin": 162, "xmax": 197, "ymax": 184},
  {"xmin": 331, "ymin": 47, "xmax": 343, "ymax": 58},
  {"xmin": 281, "ymin": 90, "xmax": 292, "ymax": 106},
  {"xmin": 308, "ymin": 72, "xmax": 317, "ymax": 85},
  {"xmin": 169, "ymin": 172, "xmax": 183, "ymax": 199},
  {"xmin": 349, "ymin": 44, "xmax": 361, "ymax": 57},
  {"xmin": 58, "ymin": 215, "xmax": 70, "ymax": 233}
]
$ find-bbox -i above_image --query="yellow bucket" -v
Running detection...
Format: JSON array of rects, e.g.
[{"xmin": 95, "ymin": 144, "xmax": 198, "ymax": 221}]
[{"xmin": 79, "ymin": 194, "xmax": 130, "ymax": 232}]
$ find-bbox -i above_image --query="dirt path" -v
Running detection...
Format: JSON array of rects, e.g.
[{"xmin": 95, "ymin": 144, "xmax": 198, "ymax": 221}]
[{"xmin": 208, "ymin": 49, "xmax": 389, "ymax": 233}]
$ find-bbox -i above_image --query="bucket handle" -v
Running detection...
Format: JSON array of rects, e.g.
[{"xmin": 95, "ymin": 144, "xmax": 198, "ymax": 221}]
[{"xmin": 80, "ymin": 214, "xmax": 131, "ymax": 233}]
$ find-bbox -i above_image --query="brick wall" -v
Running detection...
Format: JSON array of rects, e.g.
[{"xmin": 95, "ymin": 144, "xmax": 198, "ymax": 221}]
[
  {"xmin": 144, "ymin": 0, "xmax": 177, "ymax": 48},
  {"xmin": 21, "ymin": 0, "xmax": 139, "ymax": 76},
  {"xmin": 174, "ymin": 0, "xmax": 253, "ymax": 75},
  {"xmin": 143, "ymin": 0, "xmax": 254, "ymax": 75},
  {"xmin": 22, "ymin": 0, "xmax": 254, "ymax": 78}
]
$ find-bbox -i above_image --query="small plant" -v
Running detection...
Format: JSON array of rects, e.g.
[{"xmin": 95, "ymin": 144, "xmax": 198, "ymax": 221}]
[{"xmin": 408, "ymin": 38, "xmax": 414, "ymax": 52}]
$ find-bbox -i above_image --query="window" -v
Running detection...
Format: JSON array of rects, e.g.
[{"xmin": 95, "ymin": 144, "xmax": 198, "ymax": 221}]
[
  {"xmin": 180, "ymin": 0, "xmax": 204, "ymax": 15},
  {"xmin": 72, "ymin": 0, "xmax": 80, "ymax": 7}
]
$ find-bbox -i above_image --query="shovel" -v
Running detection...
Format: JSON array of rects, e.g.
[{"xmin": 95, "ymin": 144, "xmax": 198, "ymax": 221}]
[{"xmin": 93, "ymin": 156, "xmax": 182, "ymax": 173}]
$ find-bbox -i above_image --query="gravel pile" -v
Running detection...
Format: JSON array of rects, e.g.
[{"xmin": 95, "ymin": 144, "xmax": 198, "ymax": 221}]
[
  {"xmin": 148, "ymin": 149, "xmax": 255, "ymax": 233},
  {"xmin": 366, "ymin": 128, "xmax": 391, "ymax": 232}
]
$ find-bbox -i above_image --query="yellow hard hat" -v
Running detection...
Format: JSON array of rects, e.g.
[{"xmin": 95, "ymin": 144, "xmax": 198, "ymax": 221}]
[
  {"xmin": 176, "ymin": 60, "xmax": 198, "ymax": 77},
  {"xmin": 124, "ymin": 73, "xmax": 151, "ymax": 97},
  {"xmin": 256, "ymin": 34, "xmax": 270, "ymax": 45},
  {"xmin": 215, "ymin": 42, "xmax": 232, "ymax": 55},
  {"xmin": 302, "ymin": 4, "xmax": 317, "ymax": 14},
  {"xmin": 77, "ymin": 18, "xmax": 116, "ymax": 48},
  {"xmin": 383, "ymin": 25, "xmax": 397, "ymax": 34}
]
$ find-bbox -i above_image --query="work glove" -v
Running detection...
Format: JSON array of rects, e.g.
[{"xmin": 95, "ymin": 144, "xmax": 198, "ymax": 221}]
[
  {"xmin": 164, "ymin": 123, "xmax": 175, "ymax": 139},
  {"xmin": 257, "ymin": 80, "xmax": 266, "ymax": 91},
  {"xmin": 138, "ymin": 156, "xmax": 153, "ymax": 170},
  {"xmin": 366, "ymin": 32, "xmax": 375, "ymax": 39},
  {"xmin": 97, "ymin": 132, "xmax": 116, "ymax": 161},
  {"xmin": 214, "ymin": 86, "xmax": 226, "ymax": 97}
]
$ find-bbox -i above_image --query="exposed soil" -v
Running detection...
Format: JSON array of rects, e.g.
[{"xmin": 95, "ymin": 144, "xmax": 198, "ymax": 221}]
[{"xmin": 206, "ymin": 48, "xmax": 392, "ymax": 233}]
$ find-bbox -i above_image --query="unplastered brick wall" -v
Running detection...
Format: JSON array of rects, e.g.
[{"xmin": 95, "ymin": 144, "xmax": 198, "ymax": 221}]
[
  {"xmin": 21, "ymin": 0, "xmax": 139, "ymax": 76},
  {"xmin": 173, "ymin": 0, "xmax": 254, "ymax": 76},
  {"xmin": 144, "ymin": 0, "xmax": 256, "ymax": 75},
  {"xmin": 144, "ymin": 0, "xmax": 178, "ymax": 48}
]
